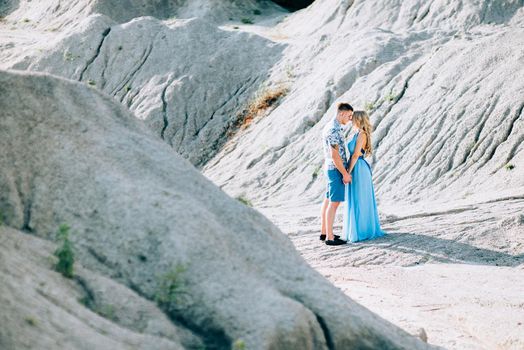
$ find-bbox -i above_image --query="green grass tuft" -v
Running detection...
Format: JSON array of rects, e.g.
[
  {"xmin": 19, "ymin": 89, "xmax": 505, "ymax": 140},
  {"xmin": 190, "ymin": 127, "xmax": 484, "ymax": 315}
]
[
  {"xmin": 25, "ymin": 316, "xmax": 38, "ymax": 326},
  {"xmin": 505, "ymin": 163, "xmax": 515, "ymax": 170},
  {"xmin": 156, "ymin": 264, "xmax": 187, "ymax": 312},
  {"xmin": 236, "ymin": 196, "xmax": 253, "ymax": 207},
  {"xmin": 63, "ymin": 50, "xmax": 75, "ymax": 61},
  {"xmin": 385, "ymin": 90, "xmax": 397, "ymax": 102},
  {"xmin": 364, "ymin": 101, "xmax": 375, "ymax": 112},
  {"xmin": 54, "ymin": 223, "xmax": 75, "ymax": 278},
  {"xmin": 312, "ymin": 164, "xmax": 323, "ymax": 179},
  {"xmin": 78, "ymin": 296, "xmax": 91, "ymax": 307},
  {"xmin": 232, "ymin": 339, "xmax": 246, "ymax": 350},
  {"xmin": 95, "ymin": 304, "xmax": 117, "ymax": 321}
]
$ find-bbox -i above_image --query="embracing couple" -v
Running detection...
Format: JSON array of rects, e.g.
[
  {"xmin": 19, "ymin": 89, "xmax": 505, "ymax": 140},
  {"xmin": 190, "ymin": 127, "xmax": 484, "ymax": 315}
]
[{"xmin": 320, "ymin": 103, "xmax": 385, "ymax": 246}]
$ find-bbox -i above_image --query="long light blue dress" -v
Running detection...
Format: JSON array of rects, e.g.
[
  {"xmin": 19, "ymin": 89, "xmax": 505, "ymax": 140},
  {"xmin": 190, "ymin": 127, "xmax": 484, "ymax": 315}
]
[{"xmin": 342, "ymin": 131, "xmax": 385, "ymax": 242}]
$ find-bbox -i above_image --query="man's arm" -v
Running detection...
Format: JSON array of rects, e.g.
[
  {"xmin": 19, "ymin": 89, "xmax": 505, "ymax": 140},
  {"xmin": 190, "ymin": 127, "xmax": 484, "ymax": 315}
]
[{"xmin": 331, "ymin": 145, "xmax": 351, "ymax": 184}]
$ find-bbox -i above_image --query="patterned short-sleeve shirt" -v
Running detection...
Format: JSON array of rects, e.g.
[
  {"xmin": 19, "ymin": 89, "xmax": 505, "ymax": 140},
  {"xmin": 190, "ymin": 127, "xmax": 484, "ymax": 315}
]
[{"xmin": 322, "ymin": 118, "xmax": 347, "ymax": 169}]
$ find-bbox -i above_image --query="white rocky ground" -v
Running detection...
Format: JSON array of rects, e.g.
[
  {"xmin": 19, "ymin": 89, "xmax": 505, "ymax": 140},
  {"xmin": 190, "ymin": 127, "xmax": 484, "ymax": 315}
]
[
  {"xmin": 1, "ymin": 0, "xmax": 523, "ymax": 349},
  {"xmin": 260, "ymin": 197, "xmax": 524, "ymax": 349}
]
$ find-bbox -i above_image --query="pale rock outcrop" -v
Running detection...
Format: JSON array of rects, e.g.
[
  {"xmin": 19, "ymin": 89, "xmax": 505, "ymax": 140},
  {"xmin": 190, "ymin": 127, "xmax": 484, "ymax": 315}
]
[{"xmin": 0, "ymin": 70, "xmax": 433, "ymax": 349}]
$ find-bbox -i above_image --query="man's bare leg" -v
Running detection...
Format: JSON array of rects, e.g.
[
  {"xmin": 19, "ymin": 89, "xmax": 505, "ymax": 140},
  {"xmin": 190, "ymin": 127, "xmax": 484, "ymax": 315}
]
[
  {"xmin": 325, "ymin": 201, "xmax": 341, "ymax": 241},
  {"xmin": 320, "ymin": 198, "xmax": 329, "ymax": 237}
]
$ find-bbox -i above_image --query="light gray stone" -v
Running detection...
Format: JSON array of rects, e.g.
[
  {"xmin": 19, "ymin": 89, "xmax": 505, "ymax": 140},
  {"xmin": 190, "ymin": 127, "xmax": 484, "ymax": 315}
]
[{"xmin": 0, "ymin": 69, "xmax": 433, "ymax": 349}]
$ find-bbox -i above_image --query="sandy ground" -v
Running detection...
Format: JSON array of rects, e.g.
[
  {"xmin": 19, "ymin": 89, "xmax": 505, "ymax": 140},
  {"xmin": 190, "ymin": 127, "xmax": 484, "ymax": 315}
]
[{"xmin": 260, "ymin": 197, "xmax": 524, "ymax": 350}]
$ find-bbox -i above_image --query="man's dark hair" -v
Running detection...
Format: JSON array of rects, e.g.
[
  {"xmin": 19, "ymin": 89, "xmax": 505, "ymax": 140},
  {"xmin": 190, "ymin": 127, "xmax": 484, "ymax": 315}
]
[{"xmin": 337, "ymin": 102, "xmax": 353, "ymax": 112}]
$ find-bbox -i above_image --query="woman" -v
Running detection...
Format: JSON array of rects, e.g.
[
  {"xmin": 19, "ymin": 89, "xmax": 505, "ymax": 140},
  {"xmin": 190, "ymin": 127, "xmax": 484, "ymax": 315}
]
[{"xmin": 342, "ymin": 110, "xmax": 385, "ymax": 242}]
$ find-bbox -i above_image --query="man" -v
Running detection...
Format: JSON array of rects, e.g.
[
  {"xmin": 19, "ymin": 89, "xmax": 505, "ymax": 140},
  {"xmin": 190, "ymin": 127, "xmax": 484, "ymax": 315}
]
[{"xmin": 320, "ymin": 102, "xmax": 353, "ymax": 246}]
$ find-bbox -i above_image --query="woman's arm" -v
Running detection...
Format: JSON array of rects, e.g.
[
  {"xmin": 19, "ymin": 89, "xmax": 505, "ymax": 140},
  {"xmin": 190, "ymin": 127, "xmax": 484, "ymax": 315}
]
[{"xmin": 347, "ymin": 133, "xmax": 367, "ymax": 174}]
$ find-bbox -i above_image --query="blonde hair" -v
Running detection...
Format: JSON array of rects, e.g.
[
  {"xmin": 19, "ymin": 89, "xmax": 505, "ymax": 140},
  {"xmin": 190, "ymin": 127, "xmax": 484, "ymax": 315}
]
[{"xmin": 353, "ymin": 110, "xmax": 373, "ymax": 155}]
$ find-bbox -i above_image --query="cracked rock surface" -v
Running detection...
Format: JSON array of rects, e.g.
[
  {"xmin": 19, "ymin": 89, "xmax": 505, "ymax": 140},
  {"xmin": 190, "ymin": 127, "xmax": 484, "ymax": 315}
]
[{"xmin": 203, "ymin": 0, "xmax": 524, "ymax": 208}]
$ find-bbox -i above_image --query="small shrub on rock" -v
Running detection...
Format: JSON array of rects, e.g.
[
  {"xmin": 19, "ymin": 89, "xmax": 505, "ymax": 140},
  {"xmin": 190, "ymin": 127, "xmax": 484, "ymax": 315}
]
[
  {"xmin": 95, "ymin": 304, "xmax": 117, "ymax": 321},
  {"xmin": 312, "ymin": 164, "xmax": 323, "ymax": 179},
  {"xmin": 232, "ymin": 339, "xmax": 246, "ymax": 350},
  {"xmin": 156, "ymin": 264, "xmax": 187, "ymax": 312},
  {"xmin": 24, "ymin": 316, "xmax": 38, "ymax": 326},
  {"xmin": 54, "ymin": 223, "xmax": 75, "ymax": 278},
  {"xmin": 63, "ymin": 50, "xmax": 74, "ymax": 61},
  {"xmin": 385, "ymin": 90, "xmax": 397, "ymax": 102},
  {"xmin": 364, "ymin": 101, "xmax": 375, "ymax": 112},
  {"xmin": 236, "ymin": 195, "xmax": 253, "ymax": 207},
  {"xmin": 236, "ymin": 85, "xmax": 289, "ymax": 130}
]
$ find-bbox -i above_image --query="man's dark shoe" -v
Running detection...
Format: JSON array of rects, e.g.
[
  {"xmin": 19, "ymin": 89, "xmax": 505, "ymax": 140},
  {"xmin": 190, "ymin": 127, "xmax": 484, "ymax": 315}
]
[
  {"xmin": 325, "ymin": 238, "xmax": 346, "ymax": 246},
  {"xmin": 320, "ymin": 234, "xmax": 340, "ymax": 241}
]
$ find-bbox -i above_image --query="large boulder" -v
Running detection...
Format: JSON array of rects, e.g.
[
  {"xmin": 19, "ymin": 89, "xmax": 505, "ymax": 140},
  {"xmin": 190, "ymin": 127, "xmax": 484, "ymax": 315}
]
[{"xmin": 0, "ymin": 69, "xmax": 432, "ymax": 349}]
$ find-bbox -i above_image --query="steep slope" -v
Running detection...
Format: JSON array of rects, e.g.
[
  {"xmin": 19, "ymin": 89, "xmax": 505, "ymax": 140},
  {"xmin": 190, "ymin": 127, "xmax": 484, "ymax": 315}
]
[
  {"xmin": 204, "ymin": 0, "xmax": 524, "ymax": 208},
  {"xmin": 28, "ymin": 15, "xmax": 283, "ymax": 166},
  {"xmin": 0, "ymin": 1, "xmax": 286, "ymax": 165},
  {"xmin": 0, "ymin": 69, "xmax": 432, "ymax": 349}
]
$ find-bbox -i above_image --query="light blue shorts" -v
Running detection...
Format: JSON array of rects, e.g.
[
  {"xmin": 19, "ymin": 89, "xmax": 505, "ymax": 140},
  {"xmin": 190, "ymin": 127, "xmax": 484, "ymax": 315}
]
[{"xmin": 325, "ymin": 168, "xmax": 345, "ymax": 202}]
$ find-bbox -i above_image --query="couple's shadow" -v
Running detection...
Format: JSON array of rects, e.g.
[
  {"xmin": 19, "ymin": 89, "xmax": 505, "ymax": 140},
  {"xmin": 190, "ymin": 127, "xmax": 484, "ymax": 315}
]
[{"xmin": 340, "ymin": 231, "xmax": 523, "ymax": 267}]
